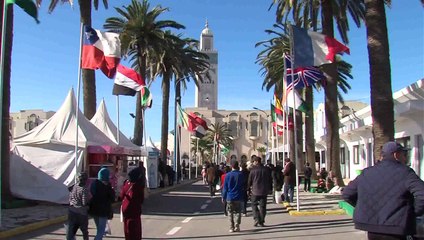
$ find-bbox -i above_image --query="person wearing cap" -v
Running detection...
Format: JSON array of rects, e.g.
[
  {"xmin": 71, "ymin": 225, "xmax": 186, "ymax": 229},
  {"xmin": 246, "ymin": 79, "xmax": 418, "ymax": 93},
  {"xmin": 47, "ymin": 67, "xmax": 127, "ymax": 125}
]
[
  {"xmin": 66, "ymin": 172, "xmax": 89, "ymax": 240},
  {"xmin": 89, "ymin": 166, "xmax": 116, "ymax": 240},
  {"xmin": 343, "ymin": 141, "xmax": 424, "ymax": 239}
]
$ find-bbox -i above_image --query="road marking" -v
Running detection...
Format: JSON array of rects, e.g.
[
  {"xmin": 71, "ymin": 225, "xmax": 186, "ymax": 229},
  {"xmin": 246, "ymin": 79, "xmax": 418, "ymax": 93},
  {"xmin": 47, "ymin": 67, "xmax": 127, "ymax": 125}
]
[
  {"xmin": 201, "ymin": 204, "xmax": 208, "ymax": 210},
  {"xmin": 206, "ymin": 199, "xmax": 212, "ymax": 204},
  {"xmin": 182, "ymin": 217, "xmax": 192, "ymax": 223},
  {"xmin": 166, "ymin": 227, "xmax": 181, "ymax": 235}
]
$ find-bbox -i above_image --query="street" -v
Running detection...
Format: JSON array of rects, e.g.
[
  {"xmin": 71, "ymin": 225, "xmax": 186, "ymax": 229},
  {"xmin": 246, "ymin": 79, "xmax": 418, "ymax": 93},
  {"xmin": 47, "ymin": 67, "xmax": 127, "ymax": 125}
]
[{"xmin": 8, "ymin": 180, "xmax": 366, "ymax": 240}]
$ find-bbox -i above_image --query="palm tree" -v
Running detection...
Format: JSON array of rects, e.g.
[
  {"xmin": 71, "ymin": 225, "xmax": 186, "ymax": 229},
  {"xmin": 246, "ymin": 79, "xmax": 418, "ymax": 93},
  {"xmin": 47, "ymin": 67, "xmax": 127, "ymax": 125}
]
[
  {"xmin": 190, "ymin": 137, "xmax": 212, "ymax": 165},
  {"xmin": 41, "ymin": 0, "xmax": 111, "ymax": 119},
  {"xmin": 204, "ymin": 122, "xmax": 233, "ymax": 164},
  {"xmin": 271, "ymin": 0, "xmax": 365, "ymax": 186},
  {"xmin": 104, "ymin": 0, "xmax": 185, "ymax": 146},
  {"xmin": 1, "ymin": 1, "xmax": 14, "ymax": 199},
  {"xmin": 364, "ymin": 0, "xmax": 394, "ymax": 161}
]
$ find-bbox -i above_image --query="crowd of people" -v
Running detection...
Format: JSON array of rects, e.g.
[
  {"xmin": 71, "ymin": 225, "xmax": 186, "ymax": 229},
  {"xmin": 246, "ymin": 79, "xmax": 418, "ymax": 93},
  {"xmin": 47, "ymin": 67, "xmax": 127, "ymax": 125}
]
[{"xmin": 65, "ymin": 140, "xmax": 424, "ymax": 239}]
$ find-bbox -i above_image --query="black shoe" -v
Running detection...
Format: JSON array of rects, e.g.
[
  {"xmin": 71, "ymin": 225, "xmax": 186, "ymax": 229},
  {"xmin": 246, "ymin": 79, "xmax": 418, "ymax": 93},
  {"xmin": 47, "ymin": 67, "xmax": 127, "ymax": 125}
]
[
  {"xmin": 254, "ymin": 222, "xmax": 260, "ymax": 227},
  {"xmin": 259, "ymin": 223, "xmax": 265, "ymax": 227}
]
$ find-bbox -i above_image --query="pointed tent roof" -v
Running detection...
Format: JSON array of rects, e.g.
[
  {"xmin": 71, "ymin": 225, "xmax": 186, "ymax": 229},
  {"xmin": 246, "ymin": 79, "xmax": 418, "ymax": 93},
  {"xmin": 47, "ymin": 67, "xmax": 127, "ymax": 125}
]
[
  {"xmin": 90, "ymin": 100, "xmax": 144, "ymax": 155},
  {"xmin": 13, "ymin": 89, "xmax": 117, "ymax": 148}
]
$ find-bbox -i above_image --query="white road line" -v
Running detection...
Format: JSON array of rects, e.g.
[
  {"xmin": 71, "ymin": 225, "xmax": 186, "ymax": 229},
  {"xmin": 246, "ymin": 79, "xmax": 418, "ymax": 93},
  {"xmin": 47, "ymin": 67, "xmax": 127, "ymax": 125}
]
[
  {"xmin": 206, "ymin": 199, "xmax": 212, "ymax": 204},
  {"xmin": 182, "ymin": 217, "xmax": 193, "ymax": 223},
  {"xmin": 166, "ymin": 227, "xmax": 182, "ymax": 236},
  {"xmin": 200, "ymin": 204, "xmax": 208, "ymax": 210}
]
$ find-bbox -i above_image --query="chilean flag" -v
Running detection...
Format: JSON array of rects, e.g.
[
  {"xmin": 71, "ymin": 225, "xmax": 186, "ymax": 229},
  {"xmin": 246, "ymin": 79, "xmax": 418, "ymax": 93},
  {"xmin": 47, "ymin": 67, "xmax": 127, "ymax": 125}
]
[
  {"xmin": 112, "ymin": 64, "xmax": 145, "ymax": 96},
  {"xmin": 291, "ymin": 25, "xmax": 349, "ymax": 69},
  {"xmin": 82, "ymin": 25, "xmax": 121, "ymax": 78}
]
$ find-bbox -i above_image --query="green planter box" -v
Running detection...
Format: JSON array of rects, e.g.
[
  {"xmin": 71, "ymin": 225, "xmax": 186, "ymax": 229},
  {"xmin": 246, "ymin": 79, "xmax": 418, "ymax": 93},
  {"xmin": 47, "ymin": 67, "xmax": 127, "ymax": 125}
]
[{"xmin": 339, "ymin": 200, "xmax": 355, "ymax": 217}]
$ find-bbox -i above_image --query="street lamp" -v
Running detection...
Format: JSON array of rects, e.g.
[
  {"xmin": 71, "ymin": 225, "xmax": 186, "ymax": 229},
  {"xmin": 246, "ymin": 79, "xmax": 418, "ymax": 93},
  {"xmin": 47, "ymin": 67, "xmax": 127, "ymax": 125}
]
[{"xmin": 253, "ymin": 107, "xmax": 270, "ymax": 162}]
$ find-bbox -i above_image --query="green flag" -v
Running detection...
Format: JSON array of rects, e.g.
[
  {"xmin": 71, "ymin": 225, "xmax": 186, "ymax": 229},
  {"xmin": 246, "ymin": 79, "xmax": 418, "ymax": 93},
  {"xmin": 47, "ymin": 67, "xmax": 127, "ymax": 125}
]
[
  {"xmin": 7, "ymin": 0, "xmax": 39, "ymax": 24},
  {"xmin": 140, "ymin": 86, "xmax": 152, "ymax": 108}
]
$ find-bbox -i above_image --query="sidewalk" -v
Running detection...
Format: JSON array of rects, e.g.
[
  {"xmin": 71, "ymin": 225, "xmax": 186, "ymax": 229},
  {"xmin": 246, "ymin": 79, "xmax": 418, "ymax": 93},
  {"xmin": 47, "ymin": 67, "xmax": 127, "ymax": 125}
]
[
  {"xmin": 280, "ymin": 189, "xmax": 346, "ymax": 216},
  {"xmin": 0, "ymin": 178, "xmax": 198, "ymax": 239}
]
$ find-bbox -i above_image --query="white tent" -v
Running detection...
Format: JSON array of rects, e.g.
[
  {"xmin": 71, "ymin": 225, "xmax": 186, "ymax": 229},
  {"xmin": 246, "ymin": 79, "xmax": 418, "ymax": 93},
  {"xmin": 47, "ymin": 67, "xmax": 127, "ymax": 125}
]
[
  {"xmin": 90, "ymin": 100, "xmax": 145, "ymax": 156},
  {"xmin": 10, "ymin": 89, "xmax": 118, "ymax": 204}
]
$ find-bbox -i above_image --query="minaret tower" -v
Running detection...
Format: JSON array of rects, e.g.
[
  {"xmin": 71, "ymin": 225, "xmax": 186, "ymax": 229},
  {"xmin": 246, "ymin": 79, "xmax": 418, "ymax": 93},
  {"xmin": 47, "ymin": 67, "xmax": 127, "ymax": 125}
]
[{"xmin": 195, "ymin": 20, "xmax": 218, "ymax": 110}]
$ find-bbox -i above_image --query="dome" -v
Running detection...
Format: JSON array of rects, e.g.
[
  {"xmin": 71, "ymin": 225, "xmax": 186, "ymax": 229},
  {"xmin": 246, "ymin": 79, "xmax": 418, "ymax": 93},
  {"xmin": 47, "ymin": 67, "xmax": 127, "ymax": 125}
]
[{"xmin": 201, "ymin": 20, "xmax": 213, "ymax": 36}]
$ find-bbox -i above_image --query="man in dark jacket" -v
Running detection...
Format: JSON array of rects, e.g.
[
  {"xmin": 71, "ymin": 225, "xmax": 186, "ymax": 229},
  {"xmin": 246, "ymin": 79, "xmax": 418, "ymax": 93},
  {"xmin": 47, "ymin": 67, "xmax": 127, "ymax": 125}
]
[
  {"xmin": 248, "ymin": 156, "xmax": 272, "ymax": 227},
  {"xmin": 222, "ymin": 161, "xmax": 245, "ymax": 233},
  {"xmin": 343, "ymin": 141, "xmax": 424, "ymax": 239},
  {"xmin": 283, "ymin": 158, "xmax": 296, "ymax": 203}
]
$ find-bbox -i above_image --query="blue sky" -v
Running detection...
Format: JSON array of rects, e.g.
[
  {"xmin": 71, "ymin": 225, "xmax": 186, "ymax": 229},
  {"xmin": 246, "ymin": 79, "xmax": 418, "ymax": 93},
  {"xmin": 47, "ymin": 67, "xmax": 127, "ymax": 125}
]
[{"xmin": 10, "ymin": 0, "xmax": 424, "ymax": 143}]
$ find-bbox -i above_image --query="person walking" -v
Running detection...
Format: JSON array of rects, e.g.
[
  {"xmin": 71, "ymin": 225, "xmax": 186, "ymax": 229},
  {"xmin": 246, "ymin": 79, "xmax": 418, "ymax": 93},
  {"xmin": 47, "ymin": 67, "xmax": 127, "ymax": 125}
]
[
  {"xmin": 66, "ymin": 172, "xmax": 89, "ymax": 240},
  {"xmin": 207, "ymin": 163, "xmax": 217, "ymax": 197},
  {"xmin": 343, "ymin": 141, "xmax": 424, "ymax": 239},
  {"xmin": 120, "ymin": 168, "xmax": 145, "ymax": 240},
  {"xmin": 303, "ymin": 162, "xmax": 312, "ymax": 192},
  {"xmin": 272, "ymin": 161, "xmax": 284, "ymax": 203},
  {"xmin": 89, "ymin": 167, "xmax": 115, "ymax": 240},
  {"xmin": 283, "ymin": 158, "xmax": 296, "ymax": 203},
  {"xmin": 248, "ymin": 156, "xmax": 272, "ymax": 227},
  {"xmin": 220, "ymin": 166, "xmax": 231, "ymax": 216},
  {"xmin": 240, "ymin": 162, "xmax": 250, "ymax": 216},
  {"xmin": 222, "ymin": 161, "xmax": 245, "ymax": 233}
]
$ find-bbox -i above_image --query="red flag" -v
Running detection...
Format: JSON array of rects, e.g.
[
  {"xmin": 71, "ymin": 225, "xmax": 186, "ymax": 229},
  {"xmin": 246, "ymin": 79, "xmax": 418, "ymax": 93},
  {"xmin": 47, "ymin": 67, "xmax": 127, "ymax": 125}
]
[{"xmin": 82, "ymin": 25, "xmax": 121, "ymax": 78}]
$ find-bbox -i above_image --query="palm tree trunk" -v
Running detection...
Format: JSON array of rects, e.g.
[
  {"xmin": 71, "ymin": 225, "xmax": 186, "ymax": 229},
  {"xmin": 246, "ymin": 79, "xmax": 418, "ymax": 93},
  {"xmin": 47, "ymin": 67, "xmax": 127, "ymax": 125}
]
[
  {"xmin": 132, "ymin": 53, "xmax": 147, "ymax": 146},
  {"xmin": 304, "ymin": 87, "xmax": 317, "ymax": 179},
  {"xmin": 365, "ymin": 0, "xmax": 394, "ymax": 162},
  {"xmin": 160, "ymin": 75, "xmax": 171, "ymax": 175},
  {"xmin": 78, "ymin": 0, "xmax": 96, "ymax": 119},
  {"xmin": 321, "ymin": 0, "xmax": 344, "ymax": 187},
  {"xmin": 1, "ymin": 1, "xmax": 13, "ymax": 199}
]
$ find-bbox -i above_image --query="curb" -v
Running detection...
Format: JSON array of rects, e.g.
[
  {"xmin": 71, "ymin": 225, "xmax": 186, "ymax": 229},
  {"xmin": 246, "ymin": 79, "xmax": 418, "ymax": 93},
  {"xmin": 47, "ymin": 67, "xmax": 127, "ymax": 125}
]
[
  {"xmin": 281, "ymin": 202, "xmax": 347, "ymax": 216},
  {"xmin": 0, "ymin": 179, "xmax": 199, "ymax": 239},
  {"xmin": 0, "ymin": 216, "xmax": 67, "ymax": 239}
]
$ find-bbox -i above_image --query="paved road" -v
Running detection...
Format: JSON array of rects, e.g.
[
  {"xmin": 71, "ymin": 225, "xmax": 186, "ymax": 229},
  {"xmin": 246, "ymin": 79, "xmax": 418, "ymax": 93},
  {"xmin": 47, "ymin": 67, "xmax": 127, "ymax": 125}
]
[{"xmin": 8, "ymin": 180, "xmax": 367, "ymax": 240}]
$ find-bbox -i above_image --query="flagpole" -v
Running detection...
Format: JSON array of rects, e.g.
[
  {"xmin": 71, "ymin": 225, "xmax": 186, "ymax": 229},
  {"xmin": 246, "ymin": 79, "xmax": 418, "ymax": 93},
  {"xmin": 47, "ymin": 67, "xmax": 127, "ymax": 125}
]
[
  {"xmin": 196, "ymin": 137, "xmax": 199, "ymax": 178},
  {"xmin": 188, "ymin": 135, "xmax": 191, "ymax": 180},
  {"xmin": 74, "ymin": 23, "xmax": 84, "ymax": 183},
  {"xmin": 290, "ymin": 25, "xmax": 300, "ymax": 212},
  {"xmin": 116, "ymin": 96, "xmax": 120, "ymax": 144}
]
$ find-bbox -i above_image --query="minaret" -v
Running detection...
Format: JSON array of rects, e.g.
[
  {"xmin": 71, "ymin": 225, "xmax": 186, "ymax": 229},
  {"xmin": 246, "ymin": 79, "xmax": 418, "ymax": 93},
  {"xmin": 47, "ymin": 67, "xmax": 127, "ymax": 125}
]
[{"xmin": 195, "ymin": 20, "xmax": 218, "ymax": 110}]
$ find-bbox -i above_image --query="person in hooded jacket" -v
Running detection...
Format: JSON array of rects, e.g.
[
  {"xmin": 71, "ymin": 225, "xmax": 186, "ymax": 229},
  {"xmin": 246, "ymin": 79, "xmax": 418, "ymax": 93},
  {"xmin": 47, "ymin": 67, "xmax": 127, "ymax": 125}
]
[
  {"xmin": 121, "ymin": 168, "xmax": 145, "ymax": 240},
  {"xmin": 89, "ymin": 167, "xmax": 115, "ymax": 240}
]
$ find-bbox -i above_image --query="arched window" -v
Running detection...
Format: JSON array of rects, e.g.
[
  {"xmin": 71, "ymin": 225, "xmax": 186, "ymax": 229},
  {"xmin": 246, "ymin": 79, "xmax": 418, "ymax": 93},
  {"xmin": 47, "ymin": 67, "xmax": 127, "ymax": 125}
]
[
  {"xmin": 228, "ymin": 113, "xmax": 239, "ymax": 138},
  {"xmin": 249, "ymin": 113, "xmax": 259, "ymax": 137}
]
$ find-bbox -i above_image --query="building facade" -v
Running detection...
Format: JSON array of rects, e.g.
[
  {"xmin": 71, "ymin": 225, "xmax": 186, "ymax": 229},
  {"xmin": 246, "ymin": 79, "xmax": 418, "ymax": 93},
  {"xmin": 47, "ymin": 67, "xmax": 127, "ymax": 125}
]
[{"xmin": 10, "ymin": 109, "xmax": 55, "ymax": 139}]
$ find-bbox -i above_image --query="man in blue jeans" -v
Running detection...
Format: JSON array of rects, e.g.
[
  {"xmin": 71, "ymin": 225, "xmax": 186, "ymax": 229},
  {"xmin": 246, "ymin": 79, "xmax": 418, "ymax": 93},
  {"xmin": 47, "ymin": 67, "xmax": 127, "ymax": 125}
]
[
  {"xmin": 283, "ymin": 158, "xmax": 296, "ymax": 202},
  {"xmin": 222, "ymin": 161, "xmax": 245, "ymax": 233},
  {"xmin": 248, "ymin": 156, "xmax": 272, "ymax": 227}
]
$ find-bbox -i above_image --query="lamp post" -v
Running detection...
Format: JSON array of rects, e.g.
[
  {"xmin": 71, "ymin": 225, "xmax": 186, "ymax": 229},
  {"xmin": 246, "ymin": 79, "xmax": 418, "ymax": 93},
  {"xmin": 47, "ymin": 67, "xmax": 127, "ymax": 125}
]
[{"xmin": 253, "ymin": 107, "xmax": 270, "ymax": 162}]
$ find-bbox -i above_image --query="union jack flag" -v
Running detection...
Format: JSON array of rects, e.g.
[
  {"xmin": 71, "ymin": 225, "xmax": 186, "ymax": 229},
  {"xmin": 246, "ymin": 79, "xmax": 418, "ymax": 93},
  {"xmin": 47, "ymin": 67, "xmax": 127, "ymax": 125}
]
[{"xmin": 285, "ymin": 55, "xmax": 325, "ymax": 90}]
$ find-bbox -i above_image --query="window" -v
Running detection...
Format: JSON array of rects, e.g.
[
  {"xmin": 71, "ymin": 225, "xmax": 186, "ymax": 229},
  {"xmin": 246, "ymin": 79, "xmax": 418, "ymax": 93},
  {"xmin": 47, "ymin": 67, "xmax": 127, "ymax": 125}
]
[
  {"xmin": 228, "ymin": 113, "xmax": 239, "ymax": 137},
  {"xmin": 353, "ymin": 145, "xmax": 359, "ymax": 164},
  {"xmin": 340, "ymin": 147, "xmax": 345, "ymax": 164},
  {"xmin": 249, "ymin": 113, "xmax": 259, "ymax": 137}
]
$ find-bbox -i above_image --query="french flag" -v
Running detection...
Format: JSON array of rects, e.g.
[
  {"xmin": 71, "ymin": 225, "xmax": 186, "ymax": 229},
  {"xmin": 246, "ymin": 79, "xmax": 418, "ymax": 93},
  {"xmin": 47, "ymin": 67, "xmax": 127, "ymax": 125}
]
[
  {"xmin": 291, "ymin": 25, "xmax": 349, "ymax": 69},
  {"xmin": 81, "ymin": 25, "xmax": 121, "ymax": 78},
  {"xmin": 112, "ymin": 64, "xmax": 145, "ymax": 96}
]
